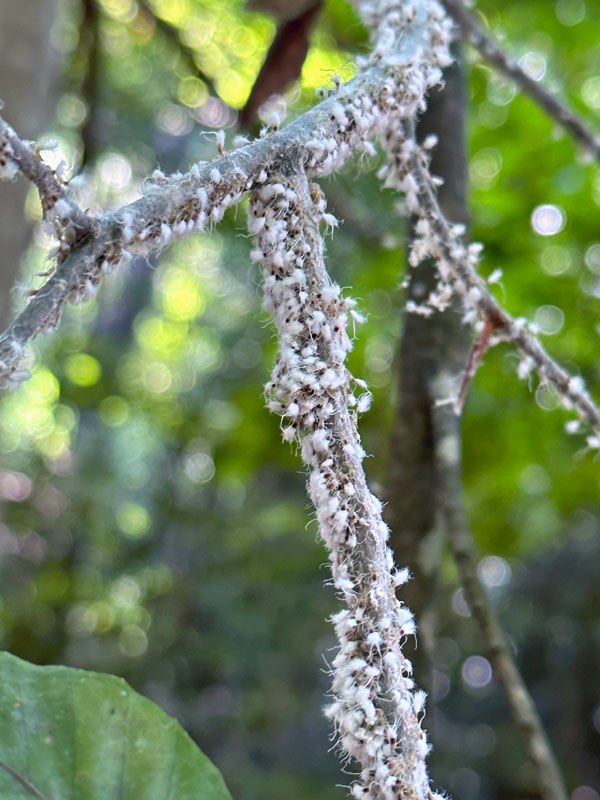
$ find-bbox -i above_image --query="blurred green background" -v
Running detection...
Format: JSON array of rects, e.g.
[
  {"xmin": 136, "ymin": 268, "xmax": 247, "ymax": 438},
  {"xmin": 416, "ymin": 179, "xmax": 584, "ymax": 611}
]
[{"xmin": 0, "ymin": 1, "xmax": 599, "ymax": 798}]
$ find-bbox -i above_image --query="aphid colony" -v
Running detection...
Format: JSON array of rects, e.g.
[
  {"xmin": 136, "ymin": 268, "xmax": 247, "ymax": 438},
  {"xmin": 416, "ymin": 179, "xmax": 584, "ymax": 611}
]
[
  {"xmin": 249, "ymin": 175, "xmax": 437, "ymax": 800},
  {"xmin": 0, "ymin": 0, "xmax": 453, "ymax": 394},
  {"xmin": 64, "ymin": 163, "xmax": 252, "ymax": 309}
]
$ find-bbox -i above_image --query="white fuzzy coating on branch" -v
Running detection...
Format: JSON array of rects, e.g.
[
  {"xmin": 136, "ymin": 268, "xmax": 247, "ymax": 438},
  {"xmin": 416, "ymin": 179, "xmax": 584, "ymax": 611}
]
[
  {"xmin": 0, "ymin": 0, "xmax": 452, "ymax": 387},
  {"xmin": 0, "ymin": 113, "xmax": 93, "ymax": 244},
  {"xmin": 250, "ymin": 167, "xmax": 440, "ymax": 800},
  {"xmin": 377, "ymin": 114, "xmax": 600, "ymax": 441}
]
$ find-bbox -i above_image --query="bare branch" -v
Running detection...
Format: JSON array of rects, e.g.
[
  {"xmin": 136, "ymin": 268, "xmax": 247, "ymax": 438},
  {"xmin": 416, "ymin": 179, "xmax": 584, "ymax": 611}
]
[
  {"xmin": 442, "ymin": 0, "xmax": 600, "ymax": 160},
  {"xmin": 0, "ymin": 111, "xmax": 93, "ymax": 240},
  {"xmin": 437, "ymin": 439, "xmax": 568, "ymax": 800}
]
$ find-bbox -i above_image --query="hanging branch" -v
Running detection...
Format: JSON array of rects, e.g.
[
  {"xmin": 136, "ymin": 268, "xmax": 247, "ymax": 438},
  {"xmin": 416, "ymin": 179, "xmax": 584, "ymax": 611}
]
[
  {"xmin": 385, "ymin": 46, "xmax": 471, "ymax": 690},
  {"xmin": 436, "ymin": 424, "xmax": 568, "ymax": 800},
  {"xmin": 442, "ymin": 0, "xmax": 600, "ymax": 160},
  {"xmin": 250, "ymin": 161, "xmax": 441, "ymax": 800}
]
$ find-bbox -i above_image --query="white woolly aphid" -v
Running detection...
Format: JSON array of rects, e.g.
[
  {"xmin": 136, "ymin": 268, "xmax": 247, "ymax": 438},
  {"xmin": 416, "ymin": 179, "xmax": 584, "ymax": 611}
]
[{"xmin": 248, "ymin": 171, "xmax": 434, "ymax": 800}]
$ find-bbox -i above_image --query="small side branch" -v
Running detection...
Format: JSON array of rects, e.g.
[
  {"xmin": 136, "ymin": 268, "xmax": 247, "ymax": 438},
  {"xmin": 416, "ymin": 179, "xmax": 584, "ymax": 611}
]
[
  {"xmin": 0, "ymin": 112, "xmax": 92, "ymax": 240},
  {"xmin": 377, "ymin": 119, "xmax": 600, "ymax": 439},
  {"xmin": 442, "ymin": 0, "xmax": 600, "ymax": 160}
]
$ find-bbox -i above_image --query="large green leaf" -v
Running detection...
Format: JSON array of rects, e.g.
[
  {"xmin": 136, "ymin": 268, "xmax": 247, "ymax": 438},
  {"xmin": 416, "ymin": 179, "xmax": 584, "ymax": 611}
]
[{"xmin": 0, "ymin": 652, "xmax": 232, "ymax": 800}]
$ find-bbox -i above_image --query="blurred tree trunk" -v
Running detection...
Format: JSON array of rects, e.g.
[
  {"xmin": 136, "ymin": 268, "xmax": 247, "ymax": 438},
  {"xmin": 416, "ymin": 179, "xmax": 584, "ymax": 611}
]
[
  {"xmin": 0, "ymin": 0, "xmax": 59, "ymax": 328},
  {"xmin": 385, "ymin": 47, "xmax": 470, "ymax": 686}
]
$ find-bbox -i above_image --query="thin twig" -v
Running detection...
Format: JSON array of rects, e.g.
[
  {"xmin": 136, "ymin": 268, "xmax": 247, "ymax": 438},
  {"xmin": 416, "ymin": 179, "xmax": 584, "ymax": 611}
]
[
  {"xmin": 0, "ymin": 112, "xmax": 92, "ymax": 238},
  {"xmin": 442, "ymin": 0, "xmax": 600, "ymax": 159},
  {"xmin": 454, "ymin": 316, "xmax": 495, "ymax": 414},
  {"xmin": 436, "ymin": 442, "xmax": 568, "ymax": 800},
  {"xmin": 409, "ymin": 150, "xmax": 600, "ymax": 439}
]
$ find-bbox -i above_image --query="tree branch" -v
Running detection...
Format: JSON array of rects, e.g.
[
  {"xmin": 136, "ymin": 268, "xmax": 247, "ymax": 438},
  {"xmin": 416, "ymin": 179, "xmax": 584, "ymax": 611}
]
[
  {"xmin": 442, "ymin": 0, "xmax": 600, "ymax": 160},
  {"xmin": 436, "ymin": 433, "xmax": 568, "ymax": 800},
  {"xmin": 0, "ymin": 112, "xmax": 92, "ymax": 241},
  {"xmin": 413, "ymin": 151, "xmax": 600, "ymax": 438},
  {"xmin": 385, "ymin": 45, "xmax": 470, "ymax": 689},
  {"xmin": 0, "ymin": 0, "xmax": 450, "ymax": 385},
  {"xmin": 377, "ymin": 122, "xmax": 600, "ymax": 441},
  {"xmin": 251, "ymin": 160, "xmax": 441, "ymax": 800},
  {"xmin": 383, "ymin": 46, "xmax": 569, "ymax": 797}
]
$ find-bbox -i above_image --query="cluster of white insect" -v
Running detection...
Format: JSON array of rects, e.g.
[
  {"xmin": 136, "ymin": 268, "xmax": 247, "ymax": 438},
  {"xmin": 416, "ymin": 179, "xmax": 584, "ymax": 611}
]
[
  {"xmin": 353, "ymin": 0, "xmax": 600, "ymax": 445},
  {"xmin": 0, "ymin": 0, "xmax": 456, "ymax": 386},
  {"xmin": 378, "ymin": 120, "xmax": 600, "ymax": 444},
  {"xmin": 0, "ymin": 135, "xmax": 19, "ymax": 181},
  {"xmin": 0, "ymin": 0, "xmax": 597, "ymax": 796},
  {"xmin": 249, "ymin": 169, "xmax": 444, "ymax": 800}
]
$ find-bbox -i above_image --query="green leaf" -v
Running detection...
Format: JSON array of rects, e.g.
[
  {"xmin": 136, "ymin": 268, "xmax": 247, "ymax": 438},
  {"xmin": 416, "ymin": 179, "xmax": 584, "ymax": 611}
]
[{"xmin": 0, "ymin": 652, "xmax": 232, "ymax": 800}]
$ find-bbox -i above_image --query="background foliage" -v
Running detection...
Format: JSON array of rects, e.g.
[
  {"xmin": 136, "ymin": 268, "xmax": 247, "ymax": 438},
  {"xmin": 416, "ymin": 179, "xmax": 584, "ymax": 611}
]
[{"xmin": 0, "ymin": 1, "xmax": 599, "ymax": 798}]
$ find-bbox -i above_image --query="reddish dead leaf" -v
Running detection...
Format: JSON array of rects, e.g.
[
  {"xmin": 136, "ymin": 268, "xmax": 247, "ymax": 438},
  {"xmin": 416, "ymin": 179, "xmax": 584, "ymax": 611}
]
[{"xmin": 455, "ymin": 315, "xmax": 505, "ymax": 414}]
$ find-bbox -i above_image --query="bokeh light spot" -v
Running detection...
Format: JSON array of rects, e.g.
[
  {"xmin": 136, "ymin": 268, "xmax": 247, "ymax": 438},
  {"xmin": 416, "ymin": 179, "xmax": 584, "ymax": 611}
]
[
  {"xmin": 177, "ymin": 76, "xmax": 209, "ymax": 108},
  {"xmin": 556, "ymin": 0, "xmax": 585, "ymax": 25},
  {"xmin": 99, "ymin": 396, "xmax": 130, "ymax": 426},
  {"xmin": 531, "ymin": 204, "xmax": 565, "ymax": 236},
  {"xmin": 585, "ymin": 244, "xmax": 600, "ymax": 274},
  {"xmin": 184, "ymin": 451, "xmax": 215, "ymax": 484},
  {"xmin": 477, "ymin": 555, "xmax": 512, "ymax": 587},
  {"xmin": 462, "ymin": 655, "xmax": 493, "ymax": 689},
  {"xmin": 119, "ymin": 624, "xmax": 148, "ymax": 657},
  {"xmin": 65, "ymin": 354, "xmax": 102, "ymax": 387},
  {"xmin": 470, "ymin": 147, "xmax": 502, "ymax": 188},
  {"xmin": 519, "ymin": 464, "xmax": 551, "ymax": 495},
  {"xmin": 518, "ymin": 51, "xmax": 547, "ymax": 82},
  {"xmin": 534, "ymin": 305, "xmax": 564, "ymax": 335},
  {"xmin": 581, "ymin": 76, "xmax": 600, "ymax": 110},
  {"xmin": 117, "ymin": 502, "xmax": 151, "ymax": 538},
  {"xmin": 452, "ymin": 588, "xmax": 471, "ymax": 617},
  {"xmin": 160, "ymin": 267, "xmax": 206, "ymax": 322},
  {"xmin": 572, "ymin": 788, "xmax": 600, "ymax": 800},
  {"xmin": 99, "ymin": 153, "xmax": 132, "ymax": 190},
  {"xmin": 541, "ymin": 244, "xmax": 571, "ymax": 275}
]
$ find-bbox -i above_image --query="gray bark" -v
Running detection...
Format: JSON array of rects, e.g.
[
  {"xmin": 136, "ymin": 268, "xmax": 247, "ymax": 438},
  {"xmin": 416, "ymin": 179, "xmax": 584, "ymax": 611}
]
[{"xmin": 0, "ymin": 0, "xmax": 59, "ymax": 327}]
